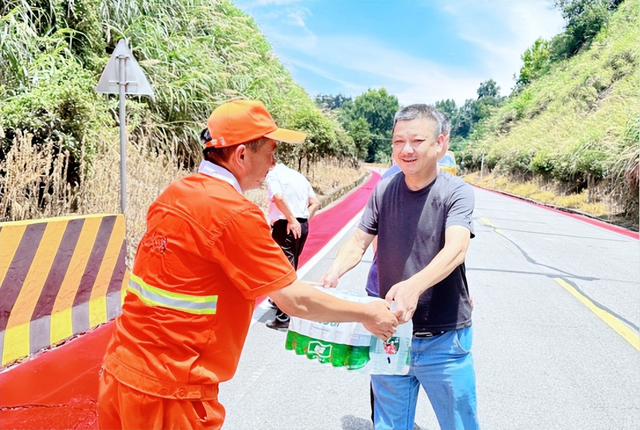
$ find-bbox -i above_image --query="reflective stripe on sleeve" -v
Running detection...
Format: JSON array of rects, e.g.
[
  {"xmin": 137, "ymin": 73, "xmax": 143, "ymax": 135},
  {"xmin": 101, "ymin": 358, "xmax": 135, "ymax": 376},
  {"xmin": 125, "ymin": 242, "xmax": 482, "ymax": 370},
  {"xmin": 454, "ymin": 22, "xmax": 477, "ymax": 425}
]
[{"xmin": 128, "ymin": 274, "xmax": 217, "ymax": 315}]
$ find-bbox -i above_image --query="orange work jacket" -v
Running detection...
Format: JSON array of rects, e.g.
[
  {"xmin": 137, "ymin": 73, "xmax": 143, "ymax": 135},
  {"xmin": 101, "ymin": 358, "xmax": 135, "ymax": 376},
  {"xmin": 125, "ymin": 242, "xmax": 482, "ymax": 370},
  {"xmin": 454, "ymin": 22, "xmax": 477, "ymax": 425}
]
[{"xmin": 103, "ymin": 170, "xmax": 296, "ymax": 399}]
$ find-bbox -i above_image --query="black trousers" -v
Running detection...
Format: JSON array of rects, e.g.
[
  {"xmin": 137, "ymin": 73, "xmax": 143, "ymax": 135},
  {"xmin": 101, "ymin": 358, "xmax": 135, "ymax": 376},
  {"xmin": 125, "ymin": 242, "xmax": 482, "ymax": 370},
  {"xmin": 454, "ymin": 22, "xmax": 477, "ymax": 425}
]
[{"xmin": 271, "ymin": 218, "xmax": 309, "ymax": 321}]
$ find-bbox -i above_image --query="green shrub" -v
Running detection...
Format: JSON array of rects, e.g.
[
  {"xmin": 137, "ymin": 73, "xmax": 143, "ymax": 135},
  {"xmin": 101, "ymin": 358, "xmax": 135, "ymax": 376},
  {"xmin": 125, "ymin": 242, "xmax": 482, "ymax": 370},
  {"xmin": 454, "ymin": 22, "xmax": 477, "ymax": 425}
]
[
  {"xmin": 1, "ymin": 55, "xmax": 106, "ymax": 161},
  {"xmin": 530, "ymin": 149, "xmax": 556, "ymax": 177},
  {"xmin": 516, "ymin": 38, "xmax": 552, "ymax": 87},
  {"xmin": 1, "ymin": 0, "xmax": 347, "ymax": 172}
]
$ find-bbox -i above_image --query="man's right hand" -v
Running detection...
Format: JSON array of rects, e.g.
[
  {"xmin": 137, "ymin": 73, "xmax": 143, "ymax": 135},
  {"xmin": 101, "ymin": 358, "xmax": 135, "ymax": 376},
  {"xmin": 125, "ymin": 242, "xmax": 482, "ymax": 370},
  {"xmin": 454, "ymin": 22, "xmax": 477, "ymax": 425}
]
[
  {"xmin": 318, "ymin": 228, "xmax": 375, "ymax": 289},
  {"xmin": 319, "ymin": 268, "xmax": 340, "ymax": 288},
  {"xmin": 362, "ymin": 300, "xmax": 398, "ymax": 341},
  {"xmin": 286, "ymin": 219, "xmax": 302, "ymax": 239}
]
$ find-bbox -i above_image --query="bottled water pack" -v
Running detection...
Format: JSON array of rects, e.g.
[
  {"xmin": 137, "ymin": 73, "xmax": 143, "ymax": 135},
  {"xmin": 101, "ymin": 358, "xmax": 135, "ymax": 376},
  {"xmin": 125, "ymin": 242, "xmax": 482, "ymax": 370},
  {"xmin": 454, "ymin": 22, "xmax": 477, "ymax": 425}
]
[
  {"xmin": 285, "ymin": 288, "xmax": 412, "ymax": 375},
  {"xmin": 367, "ymin": 304, "xmax": 412, "ymax": 375}
]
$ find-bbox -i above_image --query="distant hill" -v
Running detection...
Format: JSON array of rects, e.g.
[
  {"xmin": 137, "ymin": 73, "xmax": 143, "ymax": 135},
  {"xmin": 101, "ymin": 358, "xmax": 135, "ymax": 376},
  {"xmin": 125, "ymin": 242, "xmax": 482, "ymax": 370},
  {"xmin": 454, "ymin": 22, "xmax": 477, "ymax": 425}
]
[{"xmin": 462, "ymin": 0, "xmax": 638, "ymax": 218}]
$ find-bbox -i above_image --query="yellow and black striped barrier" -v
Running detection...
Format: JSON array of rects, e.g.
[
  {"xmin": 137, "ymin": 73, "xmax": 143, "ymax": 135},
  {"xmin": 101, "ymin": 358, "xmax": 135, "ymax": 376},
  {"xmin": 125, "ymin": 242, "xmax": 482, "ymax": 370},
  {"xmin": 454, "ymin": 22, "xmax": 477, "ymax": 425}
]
[{"xmin": 0, "ymin": 214, "xmax": 129, "ymax": 367}]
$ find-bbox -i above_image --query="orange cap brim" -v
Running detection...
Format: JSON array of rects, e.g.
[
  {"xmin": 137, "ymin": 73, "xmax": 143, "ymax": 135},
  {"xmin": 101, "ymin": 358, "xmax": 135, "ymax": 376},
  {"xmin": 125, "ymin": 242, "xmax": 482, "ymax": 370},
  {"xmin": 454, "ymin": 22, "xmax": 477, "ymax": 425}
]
[{"xmin": 265, "ymin": 128, "xmax": 306, "ymax": 144}]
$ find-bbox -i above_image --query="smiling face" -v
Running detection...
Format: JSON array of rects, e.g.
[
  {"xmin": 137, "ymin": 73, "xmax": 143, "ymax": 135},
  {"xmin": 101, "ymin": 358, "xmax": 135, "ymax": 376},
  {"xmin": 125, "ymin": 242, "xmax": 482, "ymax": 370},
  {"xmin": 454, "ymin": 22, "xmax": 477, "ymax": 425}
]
[
  {"xmin": 241, "ymin": 138, "xmax": 277, "ymax": 191},
  {"xmin": 392, "ymin": 117, "xmax": 445, "ymax": 190}
]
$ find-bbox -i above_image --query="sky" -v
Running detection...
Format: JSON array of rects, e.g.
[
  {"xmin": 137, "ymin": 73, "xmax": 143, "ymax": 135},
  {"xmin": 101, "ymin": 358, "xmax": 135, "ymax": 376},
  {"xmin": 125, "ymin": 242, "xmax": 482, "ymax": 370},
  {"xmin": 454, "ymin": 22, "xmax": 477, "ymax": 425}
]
[{"xmin": 233, "ymin": 0, "xmax": 566, "ymax": 106}]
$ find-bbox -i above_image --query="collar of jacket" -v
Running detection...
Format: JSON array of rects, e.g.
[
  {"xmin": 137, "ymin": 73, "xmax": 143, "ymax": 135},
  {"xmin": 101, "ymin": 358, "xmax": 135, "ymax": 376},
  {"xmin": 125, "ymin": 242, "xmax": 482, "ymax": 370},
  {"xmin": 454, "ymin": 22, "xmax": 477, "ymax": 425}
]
[{"xmin": 198, "ymin": 160, "xmax": 242, "ymax": 194}]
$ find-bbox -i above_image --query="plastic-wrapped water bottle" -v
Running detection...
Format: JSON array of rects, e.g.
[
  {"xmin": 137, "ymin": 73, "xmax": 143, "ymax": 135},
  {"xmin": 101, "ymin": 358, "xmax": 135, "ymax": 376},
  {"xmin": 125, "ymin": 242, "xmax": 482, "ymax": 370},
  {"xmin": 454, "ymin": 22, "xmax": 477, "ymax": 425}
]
[
  {"xmin": 285, "ymin": 291, "xmax": 412, "ymax": 374},
  {"xmin": 367, "ymin": 303, "xmax": 412, "ymax": 375},
  {"xmin": 285, "ymin": 288, "xmax": 376, "ymax": 370},
  {"xmin": 285, "ymin": 329, "xmax": 370, "ymax": 369}
]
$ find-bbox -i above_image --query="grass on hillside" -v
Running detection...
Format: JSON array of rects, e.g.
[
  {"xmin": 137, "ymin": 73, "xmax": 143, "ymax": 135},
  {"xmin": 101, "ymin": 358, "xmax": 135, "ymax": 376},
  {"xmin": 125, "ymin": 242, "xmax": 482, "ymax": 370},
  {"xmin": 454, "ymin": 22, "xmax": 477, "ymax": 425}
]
[
  {"xmin": 462, "ymin": 0, "xmax": 638, "ymax": 223},
  {"xmin": 0, "ymin": 132, "xmax": 366, "ymax": 265}
]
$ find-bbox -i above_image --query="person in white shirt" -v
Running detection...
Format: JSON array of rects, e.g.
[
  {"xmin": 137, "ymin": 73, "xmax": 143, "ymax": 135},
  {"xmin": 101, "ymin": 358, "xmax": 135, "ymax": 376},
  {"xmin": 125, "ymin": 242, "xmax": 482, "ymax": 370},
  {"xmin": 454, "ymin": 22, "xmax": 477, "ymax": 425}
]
[{"xmin": 265, "ymin": 163, "xmax": 320, "ymax": 330}]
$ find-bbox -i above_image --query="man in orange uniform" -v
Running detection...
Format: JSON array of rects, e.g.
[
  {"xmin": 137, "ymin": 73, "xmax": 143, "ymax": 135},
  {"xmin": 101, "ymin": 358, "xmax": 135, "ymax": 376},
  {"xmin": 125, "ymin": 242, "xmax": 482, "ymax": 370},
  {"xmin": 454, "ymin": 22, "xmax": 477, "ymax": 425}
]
[{"xmin": 98, "ymin": 100, "xmax": 398, "ymax": 430}]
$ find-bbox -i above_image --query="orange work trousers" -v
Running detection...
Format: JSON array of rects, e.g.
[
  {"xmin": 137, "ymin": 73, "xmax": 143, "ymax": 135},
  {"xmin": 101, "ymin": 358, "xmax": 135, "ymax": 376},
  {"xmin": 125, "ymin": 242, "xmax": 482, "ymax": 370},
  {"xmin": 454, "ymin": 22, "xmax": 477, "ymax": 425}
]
[{"xmin": 98, "ymin": 370, "xmax": 224, "ymax": 430}]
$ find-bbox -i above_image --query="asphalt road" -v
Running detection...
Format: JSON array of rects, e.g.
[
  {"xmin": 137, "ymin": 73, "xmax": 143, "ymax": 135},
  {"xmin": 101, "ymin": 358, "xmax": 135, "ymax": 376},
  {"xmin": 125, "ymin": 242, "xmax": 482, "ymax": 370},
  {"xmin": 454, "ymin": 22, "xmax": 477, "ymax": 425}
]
[{"xmin": 219, "ymin": 185, "xmax": 639, "ymax": 430}]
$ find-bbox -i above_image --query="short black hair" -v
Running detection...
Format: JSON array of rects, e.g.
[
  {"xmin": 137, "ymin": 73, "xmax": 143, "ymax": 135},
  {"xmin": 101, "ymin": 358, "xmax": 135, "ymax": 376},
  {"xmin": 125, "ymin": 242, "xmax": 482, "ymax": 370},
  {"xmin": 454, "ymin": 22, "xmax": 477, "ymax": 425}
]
[{"xmin": 200, "ymin": 128, "xmax": 212, "ymax": 145}]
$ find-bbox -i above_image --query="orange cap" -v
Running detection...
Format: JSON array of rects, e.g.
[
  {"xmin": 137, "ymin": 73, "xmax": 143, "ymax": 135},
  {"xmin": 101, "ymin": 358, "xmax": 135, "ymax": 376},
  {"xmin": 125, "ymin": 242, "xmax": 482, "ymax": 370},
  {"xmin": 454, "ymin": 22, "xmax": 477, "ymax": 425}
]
[{"xmin": 205, "ymin": 100, "xmax": 306, "ymax": 148}]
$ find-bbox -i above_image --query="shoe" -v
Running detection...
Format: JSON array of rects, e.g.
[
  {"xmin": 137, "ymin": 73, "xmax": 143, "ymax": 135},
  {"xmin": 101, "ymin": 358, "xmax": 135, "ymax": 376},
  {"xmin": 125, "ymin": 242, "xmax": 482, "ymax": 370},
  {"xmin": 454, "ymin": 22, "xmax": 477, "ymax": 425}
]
[{"xmin": 266, "ymin": 318, "xmax": 289, "ymax": 331}]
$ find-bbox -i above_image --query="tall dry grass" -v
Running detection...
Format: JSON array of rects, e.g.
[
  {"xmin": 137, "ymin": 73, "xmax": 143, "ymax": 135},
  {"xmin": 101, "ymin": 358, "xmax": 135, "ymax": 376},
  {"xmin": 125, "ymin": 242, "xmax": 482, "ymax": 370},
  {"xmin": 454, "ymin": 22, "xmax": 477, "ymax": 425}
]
[
  {"xmin": 0, "ymin": 130, "xmax": 190, "ymax": 265},
  {"xmin": 0, "ymin": 130, "xmax": 76, "ymax": 220},
  {"xmin": 0, "ymin": 131, "xmax": 366, "ymax": 264},
  {"xmin": 244, "ymin": 159, "xmax": 367, "ymax": 212}
]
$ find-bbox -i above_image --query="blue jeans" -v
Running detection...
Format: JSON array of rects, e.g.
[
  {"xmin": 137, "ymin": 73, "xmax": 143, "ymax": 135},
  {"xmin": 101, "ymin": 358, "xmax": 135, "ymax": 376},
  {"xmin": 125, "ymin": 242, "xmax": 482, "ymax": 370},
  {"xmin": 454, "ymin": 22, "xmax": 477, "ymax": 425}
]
[{"xmin": 371, "ymin": 326, "xmax": 479, "ymax": 430}]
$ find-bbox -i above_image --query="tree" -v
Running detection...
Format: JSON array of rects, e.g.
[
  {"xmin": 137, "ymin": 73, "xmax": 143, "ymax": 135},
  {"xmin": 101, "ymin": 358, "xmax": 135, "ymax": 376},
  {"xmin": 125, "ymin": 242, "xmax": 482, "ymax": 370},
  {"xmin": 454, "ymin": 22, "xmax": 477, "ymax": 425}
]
[
  {"xmin": 434, "ymin": 99, "xmax": 457, "ymax": 120},
  {"xmin": 345, "ymin": 117, "xmax": 371, "ymax": 160},
  {"xmin": 435, "ymin": 99, "xmax": 467, "ymax": 148},
  {"xmin": 552, "ymin": 0, "xmax": 610, "ymax": 59},
  {"xmin": 314, "ymin": 93, "xmax": 351, "ymax": 110},
  {"xmin": 345, "ymin": 88, "xmax": 398, "ymax": 137},
  {"xmin": 342, "ymin": 88, "xmax": 399, "ymax": 162},
  {"xmin": 434, "ymin": 80, "xmax": 504, "ymax": 145},
  {"xmin": 515, "ymin": 38, "xmax": 551, "ymax": 88},
  {"xmin": 477, "ymin": 79, "xmax": 500, "ymax": 99}
]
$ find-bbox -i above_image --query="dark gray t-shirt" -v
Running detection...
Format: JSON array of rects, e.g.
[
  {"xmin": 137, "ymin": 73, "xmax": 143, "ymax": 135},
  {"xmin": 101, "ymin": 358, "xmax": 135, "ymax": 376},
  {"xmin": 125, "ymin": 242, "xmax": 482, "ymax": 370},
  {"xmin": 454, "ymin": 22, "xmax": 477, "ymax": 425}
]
[{"xmin": 359, "ymin": 170, "xmax": 475, "ymax": 331}]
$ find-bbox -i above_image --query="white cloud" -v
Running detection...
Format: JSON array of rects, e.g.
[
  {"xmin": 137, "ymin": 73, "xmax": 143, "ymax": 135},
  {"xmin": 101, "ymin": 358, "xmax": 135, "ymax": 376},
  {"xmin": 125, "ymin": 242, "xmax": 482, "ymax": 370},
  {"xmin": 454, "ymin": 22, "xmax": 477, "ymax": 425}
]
[
  {"xmin": 288, "ymin": 59, "xmax": 367, "ymax": 94},
  {"xmin": 254, "ymin": 5, "xmax": 316, "ymax": 50},
  {"xmin": 286, "ymin": 8, "xmax": 310, "ymax": 28},
  {"xmin": 441, "ymin": 0, "xmax": 565, "ymax": 94},
  {"xmin": 271, "ymin": 33, "xmax": 483, "ymax": 105}
]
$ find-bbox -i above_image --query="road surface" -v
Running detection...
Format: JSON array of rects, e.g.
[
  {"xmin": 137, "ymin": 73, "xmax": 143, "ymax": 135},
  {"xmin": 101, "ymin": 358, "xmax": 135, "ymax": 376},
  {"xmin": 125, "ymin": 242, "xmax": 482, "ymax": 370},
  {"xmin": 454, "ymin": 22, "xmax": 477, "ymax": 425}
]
[{"xmin": 219, "ymin": 186, "xmax": 639, "ymax": 430}]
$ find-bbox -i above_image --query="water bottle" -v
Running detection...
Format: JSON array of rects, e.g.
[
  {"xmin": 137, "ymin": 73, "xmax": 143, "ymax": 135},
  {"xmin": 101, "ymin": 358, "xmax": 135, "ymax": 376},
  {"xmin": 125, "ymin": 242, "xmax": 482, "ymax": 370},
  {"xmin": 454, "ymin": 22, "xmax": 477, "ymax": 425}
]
[
  {"xmin": 285, "ymin": 330, "xmax": 370, "ymax": 369},
  {"xmin": 367, "ymin": 303, "xmax": 412, "ymax": 375},
  {"xmin": 285, "ymin": 288, "xmax": 374, "ymax": 370}
]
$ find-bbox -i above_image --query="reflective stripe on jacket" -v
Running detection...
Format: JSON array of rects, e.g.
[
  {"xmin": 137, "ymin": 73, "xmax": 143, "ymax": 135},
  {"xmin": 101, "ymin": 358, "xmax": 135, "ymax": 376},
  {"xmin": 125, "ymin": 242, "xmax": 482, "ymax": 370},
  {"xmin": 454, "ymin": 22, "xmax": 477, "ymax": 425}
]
[{"xmin": 128, "ymin": 274, "xmax": 218, "ymax": 315}]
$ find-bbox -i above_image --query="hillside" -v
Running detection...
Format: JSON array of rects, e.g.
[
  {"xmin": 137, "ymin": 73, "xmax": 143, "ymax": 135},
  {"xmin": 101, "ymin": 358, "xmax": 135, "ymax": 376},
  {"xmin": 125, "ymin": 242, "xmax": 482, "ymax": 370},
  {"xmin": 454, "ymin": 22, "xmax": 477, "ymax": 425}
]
[
  {"xmin": 462, "ymin": 0, "xmax": 638, "ymax": 223},
  {"xmin": 0, "ymin": 0, "xmax": 364, "ymax": 259},
  {"xmin": 0, "ymin": 0, "xmax": 354, "ymax": 172}
]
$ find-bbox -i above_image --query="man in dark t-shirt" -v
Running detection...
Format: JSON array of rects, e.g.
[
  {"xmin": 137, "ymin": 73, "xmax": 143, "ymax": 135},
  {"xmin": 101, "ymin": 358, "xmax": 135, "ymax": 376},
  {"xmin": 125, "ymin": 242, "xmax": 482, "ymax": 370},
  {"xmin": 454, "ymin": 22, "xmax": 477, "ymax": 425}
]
[{"xmin": 321, "ymin": 104, "xmax": 479, "ymax": 430}]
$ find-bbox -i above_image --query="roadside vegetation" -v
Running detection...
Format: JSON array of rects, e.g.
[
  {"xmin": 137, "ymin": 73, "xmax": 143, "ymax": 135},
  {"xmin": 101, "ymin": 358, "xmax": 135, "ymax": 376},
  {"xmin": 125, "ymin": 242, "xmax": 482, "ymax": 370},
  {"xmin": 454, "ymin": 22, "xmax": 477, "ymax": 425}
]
[
  {"xmin": 0, "ymin": 0, "xmax": 364, "ymax": 255},
  {"xmin": 465, "ymin": 171, "xmax": 614, "ymax": 219},
  {"xmin": 0, "ymin": 0, "xmax": 360, "ymax": 168},
  {"xmin": 461, "ymin": 0, "xmax": 638, "ymax": 229},
  {"xmin": 0, "ymin": 131, "xmax": 365, "ymax": 264}
]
